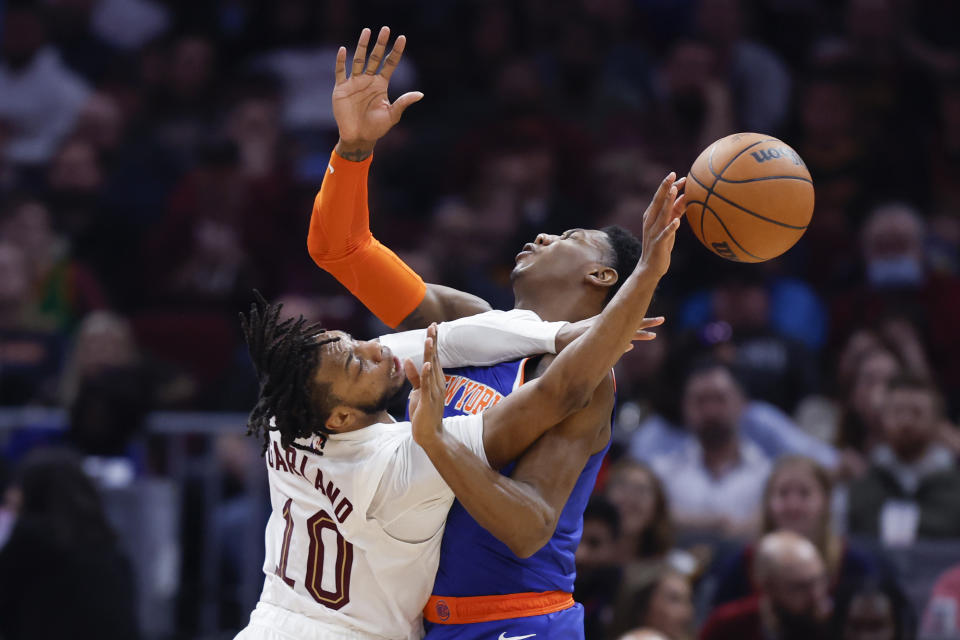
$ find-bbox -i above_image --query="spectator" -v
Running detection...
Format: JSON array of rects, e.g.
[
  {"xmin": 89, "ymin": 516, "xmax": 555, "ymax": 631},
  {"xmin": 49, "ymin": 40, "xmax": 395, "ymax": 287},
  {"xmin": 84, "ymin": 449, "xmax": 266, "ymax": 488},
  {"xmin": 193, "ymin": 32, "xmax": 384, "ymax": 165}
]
[
  {"xmin": 922, "ymin": 563, "xmax": 960, "ymax": 638},
  {"xmin": 835, "ymin": 344, "xmax": 904, "ymax": 479},
  {"xmin": 604, "ymin": 460, "xmax": 674, "ymax": 564},
  {"xmin": 0, "ymin": 448, "xmax": 139, "ymax": 639},
  {"xmin": 700, "ymin": 531, "xmax": 832, "ymax": 640},
  {"xmin": 846, "ymin": 374, "xmax": 960, "ymax": 541},
  {"xmin": 0, "ymin": 241, "xmax": 65, "ymax": 405},
  {"xmin": 834, "ymin": 579, "xmax": 915, "ymax": 640},
  {"xmin": 651, "ymin": 360, "xmax": 771, "ymax": 538},
  {"xmin": 610, "ymin": 563, "xmax": 695, "ymax": 640},
  {"xmin": 832, "ymin": 203, "xmax": 960, "ymax": 409},
  {"xmin": 0, "ymin": 4, "xmax": 91, "ymax": 167},
  {"xmin": 575, "ymin": 496, "xmax": 625, "ymax": 640},
  {"xmin": 0, "ymin": 195, "xmax": 106, "ymax": 332},
  {"xmin": 711, "ymin": 456, "xmax": 876, "ymax": 607}
]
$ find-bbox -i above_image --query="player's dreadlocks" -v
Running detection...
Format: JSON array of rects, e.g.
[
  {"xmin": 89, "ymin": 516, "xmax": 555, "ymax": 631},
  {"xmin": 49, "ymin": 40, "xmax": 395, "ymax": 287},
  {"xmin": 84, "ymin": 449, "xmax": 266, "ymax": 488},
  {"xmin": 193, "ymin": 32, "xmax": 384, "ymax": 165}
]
[{"xmin": 240, "ymin": 292, "xmax": 340, "ymax": 454}]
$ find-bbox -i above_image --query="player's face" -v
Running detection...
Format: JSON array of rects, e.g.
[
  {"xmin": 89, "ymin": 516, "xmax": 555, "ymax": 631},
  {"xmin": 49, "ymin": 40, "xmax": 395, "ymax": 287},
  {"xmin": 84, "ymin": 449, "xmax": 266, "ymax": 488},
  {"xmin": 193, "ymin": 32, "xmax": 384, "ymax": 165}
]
[
  {"xmin": 511, "ymin": 228, "xmax": 613, "ymax": 290},
  {"xmin": 314, "ymin": 331, "xmax": 406, "ymax": 421}
]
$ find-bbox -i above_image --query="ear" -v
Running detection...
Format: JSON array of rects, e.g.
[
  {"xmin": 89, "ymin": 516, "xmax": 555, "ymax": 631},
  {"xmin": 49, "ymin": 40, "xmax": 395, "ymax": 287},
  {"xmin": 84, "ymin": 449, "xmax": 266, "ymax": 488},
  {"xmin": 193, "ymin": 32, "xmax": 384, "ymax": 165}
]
[
  {"xmin": 324, "ymin": 405, "xmax": 363, "ymax": 433},
  {"xmin": 585, "ymin": 264, "xmax": 618, "ymax": 293}
]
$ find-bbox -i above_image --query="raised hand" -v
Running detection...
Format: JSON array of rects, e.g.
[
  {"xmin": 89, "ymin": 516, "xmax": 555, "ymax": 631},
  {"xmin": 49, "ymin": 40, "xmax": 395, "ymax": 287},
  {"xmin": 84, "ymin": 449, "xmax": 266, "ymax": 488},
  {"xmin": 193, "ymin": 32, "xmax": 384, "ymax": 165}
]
[
  {"xmin": 555, "ymin": 315, "xmax": 667, "ymax": 353},
  {"xmin": 405, "ymin": 323, "xmax": 447, "ymax": 447},
  {"xmin": 639, "ymin": 173, "xmax": 686, "ymax": 278},
  {"xmin": 333, "ymin": 27, "xmax": 423, "ymax": 160}
]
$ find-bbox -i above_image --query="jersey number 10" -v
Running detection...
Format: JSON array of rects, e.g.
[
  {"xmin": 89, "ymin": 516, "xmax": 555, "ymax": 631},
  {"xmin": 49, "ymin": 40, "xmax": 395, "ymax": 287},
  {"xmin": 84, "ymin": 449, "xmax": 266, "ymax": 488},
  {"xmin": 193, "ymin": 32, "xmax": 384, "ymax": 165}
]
[{"xmin": 276, "ymin": 497, "xmax": 354, "ymax": 610}]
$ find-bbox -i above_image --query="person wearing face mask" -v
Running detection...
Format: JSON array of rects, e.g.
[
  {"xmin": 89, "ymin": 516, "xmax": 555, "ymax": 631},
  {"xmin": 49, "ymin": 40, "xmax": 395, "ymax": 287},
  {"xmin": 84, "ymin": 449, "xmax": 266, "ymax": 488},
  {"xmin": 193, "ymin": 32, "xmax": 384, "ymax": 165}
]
[
  {"xmin": 709, "ymin": 456, "xmax": 877, "ymax": 608},
  {"xmin": 832, "ymin": 202, "xmax": 960, "ymax": 417},
  {"xmin": 700, "ymin": 531, "xmax": 833, "ymax": 640}
]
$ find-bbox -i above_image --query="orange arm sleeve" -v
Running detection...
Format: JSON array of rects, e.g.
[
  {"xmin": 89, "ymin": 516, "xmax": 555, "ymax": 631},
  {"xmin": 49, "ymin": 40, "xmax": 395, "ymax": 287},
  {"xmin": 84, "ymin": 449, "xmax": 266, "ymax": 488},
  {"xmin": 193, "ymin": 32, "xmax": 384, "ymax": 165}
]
[{"xmin": 307, "ymin": 151, "xmax": 426, "ymax": 328}]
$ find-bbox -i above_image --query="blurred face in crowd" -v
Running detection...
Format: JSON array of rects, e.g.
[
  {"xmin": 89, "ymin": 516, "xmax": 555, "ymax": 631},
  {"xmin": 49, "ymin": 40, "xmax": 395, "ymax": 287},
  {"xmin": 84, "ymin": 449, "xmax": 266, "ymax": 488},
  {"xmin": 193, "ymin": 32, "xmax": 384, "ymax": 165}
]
[
  {"xmin": 48, "ymin": 139, "xmax": 103, "ymax": 193},
  {"xmin": 843, "ymin": 591, "xmax": 897, "ymax": 640},
  {"xmin": 643, "ymin": 572, "xmax": 694, "ymax": 640},
  {"xmin": 73, "ymin": 312, "xmax": 138, "ymax": 377},
  {"xmin": 683, "ymin": 366, "xmax": 744, "ymax": 447},
  {"xmin": 169, "ymin": 36, "xmax": 215, "ymax": 99},
  {"xmin": 713, "ymin": 282, "xmax": 769, "ymax": 331},
  {"xmin": 850, "ymin": 349, "xmax": 900, "ymax": 426},
  {"xmin": 760, "ymin": 538, "xmax": 831, "ymax": 634},
  {"xmin": 605, "ymin": 464, "xmax": 659, "ymax": 541},
  {"xmin": 1, "ymin": 200, "xmax": 55, "ymax": 269},
  {"xmin": 884, "ymin": 387, "xmax": 938, "ymax": 464},
  {"xmin": 0, "ymin": 242, "xmax": 29, "ymax": 309},
  {"xmin": 861, "ymin": 206, "xmax": 925, "ymax": 289},
  {"xmin": 766, "ymin": 461, "xmax": 827, "ymax": 542},
  {"xmin": 575, "ymin": 516, "xmax": 619, "ymax": 570}
]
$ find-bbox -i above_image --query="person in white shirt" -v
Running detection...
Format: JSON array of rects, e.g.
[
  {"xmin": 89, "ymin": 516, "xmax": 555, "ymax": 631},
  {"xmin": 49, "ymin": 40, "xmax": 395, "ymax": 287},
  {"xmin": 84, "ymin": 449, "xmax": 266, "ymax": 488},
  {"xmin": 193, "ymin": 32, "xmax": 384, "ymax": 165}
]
[
  {"xmin": 234, "ymin": 153, "xmax": 683, "ymax": 640},
  {"xmin": 651, "ymin": 360, "xmax": 771, "ymax": 538}
]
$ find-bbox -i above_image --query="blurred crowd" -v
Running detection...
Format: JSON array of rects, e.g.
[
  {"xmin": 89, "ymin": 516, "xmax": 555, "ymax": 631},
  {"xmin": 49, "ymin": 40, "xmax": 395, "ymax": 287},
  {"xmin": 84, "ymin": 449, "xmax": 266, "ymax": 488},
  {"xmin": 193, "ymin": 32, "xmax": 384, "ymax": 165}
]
[{"xmin": 1, "ymin": 0, "xmax": 960, "ymax": 638}]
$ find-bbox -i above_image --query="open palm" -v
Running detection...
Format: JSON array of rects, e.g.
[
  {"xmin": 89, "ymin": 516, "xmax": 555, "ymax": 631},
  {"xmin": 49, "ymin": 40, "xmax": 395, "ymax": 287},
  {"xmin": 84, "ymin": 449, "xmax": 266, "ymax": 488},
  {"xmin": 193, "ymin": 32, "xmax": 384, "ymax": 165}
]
[{"xmin": 333, "ymin": 27, "xmax": 423, "ymax": 146}]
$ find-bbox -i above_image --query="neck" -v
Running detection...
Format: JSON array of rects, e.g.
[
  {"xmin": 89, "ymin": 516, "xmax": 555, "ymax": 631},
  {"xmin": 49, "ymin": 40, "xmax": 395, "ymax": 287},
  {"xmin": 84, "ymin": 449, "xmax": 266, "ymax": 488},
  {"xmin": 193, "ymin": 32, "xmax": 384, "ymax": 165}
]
[
  {"xmin": 338, "ymin": 410, "xmax": 394, "ymax": 434},
  {"xmin": 513, "ymin": 287, "xmax": 604, "ymax": 323},
  {"xmin": 701, "ymin": 435, "xmax": 740, "ymax": 475}
]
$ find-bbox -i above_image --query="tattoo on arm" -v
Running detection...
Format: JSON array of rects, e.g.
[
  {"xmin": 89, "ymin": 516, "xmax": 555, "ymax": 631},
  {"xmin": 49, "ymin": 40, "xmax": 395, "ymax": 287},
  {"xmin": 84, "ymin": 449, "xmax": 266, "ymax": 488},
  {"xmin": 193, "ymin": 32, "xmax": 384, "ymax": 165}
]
[{"xmin": 335, "ymin": 146, "xmax": 373, "ymax": 162}]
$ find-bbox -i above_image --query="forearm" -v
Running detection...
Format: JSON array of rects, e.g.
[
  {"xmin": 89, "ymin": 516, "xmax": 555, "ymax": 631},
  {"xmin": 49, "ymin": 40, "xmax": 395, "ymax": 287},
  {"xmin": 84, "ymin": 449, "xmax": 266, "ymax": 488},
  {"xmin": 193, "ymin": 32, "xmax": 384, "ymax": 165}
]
[
  {"xmin": 420, "ymin": 431, "xmax": 554, "ymax": 558},
  {"xmin": 379, "ymin": 310, "xmax": 565, "ymax": 369},
  {"xmin": 306, "ymin": 146, "xmax": 426, "ymax": 328}
]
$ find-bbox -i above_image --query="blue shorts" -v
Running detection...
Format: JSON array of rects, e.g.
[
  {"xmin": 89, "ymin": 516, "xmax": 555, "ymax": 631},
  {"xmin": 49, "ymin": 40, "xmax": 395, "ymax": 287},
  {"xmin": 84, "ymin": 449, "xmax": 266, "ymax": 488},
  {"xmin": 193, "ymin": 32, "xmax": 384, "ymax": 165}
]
[{"xmin": 423, "ymin": 603, "xmax": 584, "ymax": 640}]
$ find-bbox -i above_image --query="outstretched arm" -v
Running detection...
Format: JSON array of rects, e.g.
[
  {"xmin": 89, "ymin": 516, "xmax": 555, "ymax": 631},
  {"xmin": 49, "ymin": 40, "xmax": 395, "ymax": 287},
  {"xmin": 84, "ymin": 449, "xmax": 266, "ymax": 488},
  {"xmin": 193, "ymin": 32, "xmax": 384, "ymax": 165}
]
[
  {"xmin": 307, "ymin": 27, "xmax": 491, "ymax": 328},
  {"xmin": 473, "ymin": 172, "xmax": 686, "ymax": 465}
]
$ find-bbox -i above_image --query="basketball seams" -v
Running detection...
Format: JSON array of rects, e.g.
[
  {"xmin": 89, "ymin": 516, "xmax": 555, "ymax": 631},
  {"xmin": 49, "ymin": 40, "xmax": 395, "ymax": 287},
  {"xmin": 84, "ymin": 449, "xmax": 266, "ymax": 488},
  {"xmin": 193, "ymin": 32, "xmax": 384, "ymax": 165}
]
[
  {"xmin": 695, "ymin": 200, "xmax": 765, "ymax": 262},
  {"xmin": 688, "ymin": 171, "xmax": 809, "ymax": 230},
  {"xmin": 713, "ymin": 175, "xmax": 812, "ymax": 185}
]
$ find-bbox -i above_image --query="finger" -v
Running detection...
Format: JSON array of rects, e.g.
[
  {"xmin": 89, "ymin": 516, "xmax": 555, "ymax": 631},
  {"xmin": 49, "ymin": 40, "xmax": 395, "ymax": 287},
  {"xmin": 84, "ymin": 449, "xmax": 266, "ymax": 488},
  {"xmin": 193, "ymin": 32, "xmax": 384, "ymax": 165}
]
[
  {"xmin": 381, "ymin": 34, "xmax": 406, "ymax": 80},
  {"xmin": 637, "ymin": 316, "xmax": 666, "ymax": 329},
  {"xmin": 351, "ymin": 28, "xmax": 371, "ymax": 77},
  {"xmin": 646, "ymin": 172, "xmax": 676, "ymax": 229},
  {"xmin": 670, "ymin": 193, "xmax": 688, "ymax": 222},
  {"xmin": 390, "ymin": 91, "xmax": 424, "ymax": 122},
  {"xmin": 675, "ymin": 176, "xmax": 686, "ymax": 193},
  {"xmin": 335, "ymin": 46, "xmax": 347, "ymax": 84},
  {"xmin": 632, "ymin": 331, "xmax": 658, "ymax": 341},
  {"xmin": 404, "ymin": 357, "xmax": 421, "ymax": 388},
  {"xmin": 365, "ymin": 26, "xmax": 390, "ymax": 75}
]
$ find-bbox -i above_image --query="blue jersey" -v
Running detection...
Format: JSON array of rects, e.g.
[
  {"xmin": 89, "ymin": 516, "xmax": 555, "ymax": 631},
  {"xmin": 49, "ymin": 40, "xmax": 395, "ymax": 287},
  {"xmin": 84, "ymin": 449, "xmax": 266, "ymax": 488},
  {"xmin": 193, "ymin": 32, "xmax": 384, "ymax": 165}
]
[{"xmin": 411, "ymin": 358, "xmax": 612, "ymax": 598}]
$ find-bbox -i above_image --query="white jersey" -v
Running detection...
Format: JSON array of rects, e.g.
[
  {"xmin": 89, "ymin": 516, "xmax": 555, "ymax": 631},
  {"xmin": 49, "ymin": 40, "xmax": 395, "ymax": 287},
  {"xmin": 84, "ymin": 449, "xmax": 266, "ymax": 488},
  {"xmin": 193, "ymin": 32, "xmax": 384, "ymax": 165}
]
[
  {"xmin": 240, "ymin": 308, "xmax": 565, "ymax": 639},
  {"xmin": 255, "ymin": 414, "xmax": 485, "ymax": 640}
]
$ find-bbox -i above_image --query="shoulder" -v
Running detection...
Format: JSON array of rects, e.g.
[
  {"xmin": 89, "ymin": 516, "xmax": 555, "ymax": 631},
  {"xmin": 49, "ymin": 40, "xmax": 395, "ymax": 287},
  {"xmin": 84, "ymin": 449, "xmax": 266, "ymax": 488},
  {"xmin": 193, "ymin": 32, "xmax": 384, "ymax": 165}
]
[{"xmin": 702, "ymin": 596, "xmax": 762, "ymax": 636}]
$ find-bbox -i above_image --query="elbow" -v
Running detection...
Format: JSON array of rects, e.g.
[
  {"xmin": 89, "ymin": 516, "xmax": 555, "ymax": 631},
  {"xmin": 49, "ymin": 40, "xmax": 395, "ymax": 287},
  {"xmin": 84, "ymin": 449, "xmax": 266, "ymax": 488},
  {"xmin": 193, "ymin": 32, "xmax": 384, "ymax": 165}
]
[
  {"xmin": 539, "ymin": 380, "xmax": 592, "ymax": 424},
  {"xmin": 504, "ymin": 506, "xmax": 557, "ymax": 559}
]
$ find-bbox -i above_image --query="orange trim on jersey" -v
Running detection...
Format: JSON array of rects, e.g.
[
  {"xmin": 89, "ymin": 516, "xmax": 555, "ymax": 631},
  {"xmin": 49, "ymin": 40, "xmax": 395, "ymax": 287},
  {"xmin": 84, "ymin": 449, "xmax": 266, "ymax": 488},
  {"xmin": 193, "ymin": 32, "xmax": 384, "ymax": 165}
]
[{"xmin": 423, "ymin": 591, "xmax": 574, "ymax": 625}]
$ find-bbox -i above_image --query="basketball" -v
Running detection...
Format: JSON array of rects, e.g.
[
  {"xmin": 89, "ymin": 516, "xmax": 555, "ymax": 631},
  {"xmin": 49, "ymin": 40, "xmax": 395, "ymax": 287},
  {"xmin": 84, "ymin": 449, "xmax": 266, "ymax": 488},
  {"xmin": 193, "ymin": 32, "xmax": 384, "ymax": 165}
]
[{"xmin": 684, "ymin": 132, "xmax": 814, "ymax": 262}]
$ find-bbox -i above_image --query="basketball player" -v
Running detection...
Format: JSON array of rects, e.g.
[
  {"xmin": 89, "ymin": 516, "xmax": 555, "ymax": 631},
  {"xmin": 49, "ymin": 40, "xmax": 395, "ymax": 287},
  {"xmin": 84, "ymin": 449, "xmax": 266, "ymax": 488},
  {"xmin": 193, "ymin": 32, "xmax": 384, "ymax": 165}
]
[
  {"xmin": 308, "ymin": 27, "xmax": 686, "ymax": 639},
  {"xmin": 237, "ymin": 161, "xmax": 682, "ymax": 640}
]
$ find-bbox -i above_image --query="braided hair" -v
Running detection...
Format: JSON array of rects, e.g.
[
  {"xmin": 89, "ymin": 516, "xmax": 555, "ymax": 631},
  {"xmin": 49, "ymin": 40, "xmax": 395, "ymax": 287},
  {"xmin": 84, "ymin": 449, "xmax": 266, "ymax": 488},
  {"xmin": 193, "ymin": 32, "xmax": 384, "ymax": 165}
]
[{"xmin": 240, "ymin": 292, "xmax": 339, "ymax": 453}]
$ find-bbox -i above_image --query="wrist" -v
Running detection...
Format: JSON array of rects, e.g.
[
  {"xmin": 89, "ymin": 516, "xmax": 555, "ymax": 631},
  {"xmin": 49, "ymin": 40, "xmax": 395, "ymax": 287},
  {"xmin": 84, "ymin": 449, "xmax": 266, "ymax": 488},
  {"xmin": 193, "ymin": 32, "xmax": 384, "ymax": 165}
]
[{"xmin": 335, "ymin": 138, "xmax": 375, "ymax": 162}]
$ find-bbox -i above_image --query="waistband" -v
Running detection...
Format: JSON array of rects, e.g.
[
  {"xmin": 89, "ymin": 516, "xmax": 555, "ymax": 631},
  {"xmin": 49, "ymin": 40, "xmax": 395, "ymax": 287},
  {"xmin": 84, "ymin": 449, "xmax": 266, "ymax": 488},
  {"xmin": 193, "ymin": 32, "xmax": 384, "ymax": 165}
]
[{"xmin": 423, "ymin": 591, "xmax": 574, "ymax": 625}]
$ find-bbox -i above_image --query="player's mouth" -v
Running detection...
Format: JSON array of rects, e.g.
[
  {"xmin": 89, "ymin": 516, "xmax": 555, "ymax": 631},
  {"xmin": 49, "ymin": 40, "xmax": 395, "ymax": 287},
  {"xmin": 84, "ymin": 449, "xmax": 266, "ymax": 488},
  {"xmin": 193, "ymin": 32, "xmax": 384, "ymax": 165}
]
[
  {"xmin": 515, "ymin": 243, "xmax": 536, "ymax": 262},
  {"xmin": 392, "ymin": 356, "xmax": 401, "ymax": 376}
]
